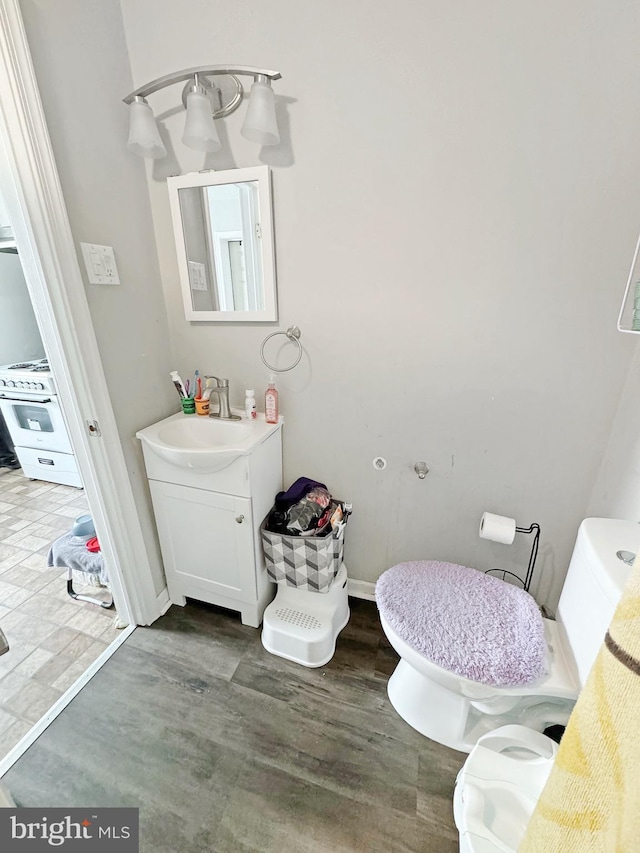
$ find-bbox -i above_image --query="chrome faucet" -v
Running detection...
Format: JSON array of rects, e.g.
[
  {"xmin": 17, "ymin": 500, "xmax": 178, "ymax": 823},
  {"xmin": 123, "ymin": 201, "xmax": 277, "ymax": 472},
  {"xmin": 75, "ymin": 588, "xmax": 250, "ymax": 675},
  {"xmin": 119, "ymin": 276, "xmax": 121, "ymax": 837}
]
[{"xmin": 203, "ymin": 376, "xmax": 242, "ymax": 421}]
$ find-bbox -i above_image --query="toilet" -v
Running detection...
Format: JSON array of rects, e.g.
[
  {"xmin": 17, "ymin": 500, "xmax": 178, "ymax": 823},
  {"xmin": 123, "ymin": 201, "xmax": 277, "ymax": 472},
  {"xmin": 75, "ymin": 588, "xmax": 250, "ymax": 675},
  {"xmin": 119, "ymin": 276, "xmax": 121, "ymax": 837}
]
[{"xmin": 376, "ymin": 517, "xmax": 639, "ymax": 753}]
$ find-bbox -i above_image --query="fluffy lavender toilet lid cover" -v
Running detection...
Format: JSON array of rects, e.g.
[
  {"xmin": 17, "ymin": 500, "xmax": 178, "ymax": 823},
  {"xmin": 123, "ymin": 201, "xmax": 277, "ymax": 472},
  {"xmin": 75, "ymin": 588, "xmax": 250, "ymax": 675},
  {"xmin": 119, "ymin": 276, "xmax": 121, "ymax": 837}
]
[{"xmin": 376, "ymin": 561, "xmax": 547, "ymax": 687}]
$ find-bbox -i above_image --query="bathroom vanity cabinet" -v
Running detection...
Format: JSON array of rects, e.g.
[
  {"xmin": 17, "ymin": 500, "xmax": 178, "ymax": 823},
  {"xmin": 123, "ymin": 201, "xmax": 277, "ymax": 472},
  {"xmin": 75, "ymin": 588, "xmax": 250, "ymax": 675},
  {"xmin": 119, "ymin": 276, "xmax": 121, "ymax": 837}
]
[{"xmin": 137, "ymin": 415, "xmax": 282, "ymax": 627}]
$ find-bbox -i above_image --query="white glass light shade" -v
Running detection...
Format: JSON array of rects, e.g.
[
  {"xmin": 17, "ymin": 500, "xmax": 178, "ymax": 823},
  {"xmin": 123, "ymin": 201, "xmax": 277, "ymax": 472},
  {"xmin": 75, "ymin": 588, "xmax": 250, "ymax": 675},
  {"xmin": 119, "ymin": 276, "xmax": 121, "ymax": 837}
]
[
  {"xmin": 127, "ymin": 99, "xmax": 167, "ymax": 159},
  {"xmin": 182, "ymin": 90, "xmax": 221, "ymax": 152},
  {"xmin": 241, "ymin": 80, "xmax": 280, "ymax": 146}
]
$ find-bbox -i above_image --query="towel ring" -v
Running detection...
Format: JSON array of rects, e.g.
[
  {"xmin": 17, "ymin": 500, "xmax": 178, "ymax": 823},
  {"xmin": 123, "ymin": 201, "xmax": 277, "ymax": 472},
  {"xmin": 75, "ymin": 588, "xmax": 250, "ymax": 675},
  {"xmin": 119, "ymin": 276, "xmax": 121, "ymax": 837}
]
[{"xmin": 260, "ymin": 326, "xmax": 303, "ymax": 373}]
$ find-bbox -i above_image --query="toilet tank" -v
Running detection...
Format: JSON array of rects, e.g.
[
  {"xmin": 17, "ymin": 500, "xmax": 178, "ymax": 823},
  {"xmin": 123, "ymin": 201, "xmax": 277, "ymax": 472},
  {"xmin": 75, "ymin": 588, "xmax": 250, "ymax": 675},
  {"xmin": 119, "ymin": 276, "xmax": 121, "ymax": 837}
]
[{"xmin": 558, "ymin": 517, "xmax": 640, "ymax": 687}]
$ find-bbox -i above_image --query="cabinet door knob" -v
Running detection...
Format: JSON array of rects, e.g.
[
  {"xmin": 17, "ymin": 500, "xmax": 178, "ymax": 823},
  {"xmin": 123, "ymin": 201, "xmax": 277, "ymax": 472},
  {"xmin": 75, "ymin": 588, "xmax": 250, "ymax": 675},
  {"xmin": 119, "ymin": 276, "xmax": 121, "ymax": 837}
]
[{"xmin": 236, "ymin": 514, "xmax": 245, "ymax": 524}]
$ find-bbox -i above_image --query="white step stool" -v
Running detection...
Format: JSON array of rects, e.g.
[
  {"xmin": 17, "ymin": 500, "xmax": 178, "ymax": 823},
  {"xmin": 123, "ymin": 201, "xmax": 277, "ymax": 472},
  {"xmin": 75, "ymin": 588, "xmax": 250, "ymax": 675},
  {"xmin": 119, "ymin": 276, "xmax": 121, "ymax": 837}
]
[{"xmin": 261, "ymin": 563, "xmax": 349, "ymax": 667}]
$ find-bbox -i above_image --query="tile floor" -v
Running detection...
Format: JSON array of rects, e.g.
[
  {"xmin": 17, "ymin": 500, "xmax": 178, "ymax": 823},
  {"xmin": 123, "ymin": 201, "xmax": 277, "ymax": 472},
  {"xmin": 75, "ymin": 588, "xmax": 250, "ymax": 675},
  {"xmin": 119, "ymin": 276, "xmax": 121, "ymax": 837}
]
[{"xmin": 0, "ymin": 466, "xmax": 120, "ymax": 762}]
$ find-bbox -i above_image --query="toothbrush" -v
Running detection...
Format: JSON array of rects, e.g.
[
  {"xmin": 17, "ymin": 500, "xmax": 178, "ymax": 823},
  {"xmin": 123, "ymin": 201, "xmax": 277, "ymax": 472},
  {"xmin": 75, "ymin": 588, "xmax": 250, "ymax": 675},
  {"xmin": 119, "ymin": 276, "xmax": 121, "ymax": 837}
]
[{"xmin": 196, "ymin": 370, "xmax": 202, "ymax": 399}]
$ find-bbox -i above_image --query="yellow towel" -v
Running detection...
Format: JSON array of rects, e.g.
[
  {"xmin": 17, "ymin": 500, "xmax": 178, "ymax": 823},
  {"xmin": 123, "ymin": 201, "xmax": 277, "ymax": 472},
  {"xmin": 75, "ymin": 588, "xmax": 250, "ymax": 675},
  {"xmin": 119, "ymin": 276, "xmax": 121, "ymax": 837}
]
[{"xmin": 519, "ymin": 557, "xmax": 640, "ymax": 852}]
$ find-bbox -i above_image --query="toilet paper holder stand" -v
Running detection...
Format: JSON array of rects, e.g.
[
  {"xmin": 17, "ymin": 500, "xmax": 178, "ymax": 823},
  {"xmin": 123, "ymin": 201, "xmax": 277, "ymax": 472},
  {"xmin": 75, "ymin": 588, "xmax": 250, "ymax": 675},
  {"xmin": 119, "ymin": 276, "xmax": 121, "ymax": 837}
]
[{"xmin": 485, "ymin": 522, "xmax": 541, "ymax": 593}]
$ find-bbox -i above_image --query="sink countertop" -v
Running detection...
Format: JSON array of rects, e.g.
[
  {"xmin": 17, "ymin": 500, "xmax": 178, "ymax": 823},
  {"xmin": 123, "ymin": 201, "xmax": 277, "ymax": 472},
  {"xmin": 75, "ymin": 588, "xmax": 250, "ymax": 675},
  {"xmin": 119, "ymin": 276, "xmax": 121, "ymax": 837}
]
[{"xmin": 136, "ymin": 410, "xmax": 283, "ymax": 472}]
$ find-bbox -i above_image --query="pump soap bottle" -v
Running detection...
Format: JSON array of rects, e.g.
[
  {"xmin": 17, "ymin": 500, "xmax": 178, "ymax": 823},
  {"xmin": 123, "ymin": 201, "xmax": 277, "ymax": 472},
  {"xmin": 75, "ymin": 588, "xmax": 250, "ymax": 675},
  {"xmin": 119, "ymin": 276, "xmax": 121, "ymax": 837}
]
[
  {"xmin": 245, "ymin": 389, "xmax": 257, "ymax": 420},
  {"xmin": 265, "ymin": 376, "xmax": 279, "ymax": 424}
]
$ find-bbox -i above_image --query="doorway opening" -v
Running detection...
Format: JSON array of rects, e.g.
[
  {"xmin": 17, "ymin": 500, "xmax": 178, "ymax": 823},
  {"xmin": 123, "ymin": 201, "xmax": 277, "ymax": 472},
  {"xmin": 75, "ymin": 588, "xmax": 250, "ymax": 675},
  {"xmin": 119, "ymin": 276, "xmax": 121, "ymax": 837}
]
[
  {"xmin": 0, "ymin": 0, "xmax": 168, "ymax": 775},
  {"xmin": 0, "ymin": 229, "xmax": 123, "ymax": 765}
]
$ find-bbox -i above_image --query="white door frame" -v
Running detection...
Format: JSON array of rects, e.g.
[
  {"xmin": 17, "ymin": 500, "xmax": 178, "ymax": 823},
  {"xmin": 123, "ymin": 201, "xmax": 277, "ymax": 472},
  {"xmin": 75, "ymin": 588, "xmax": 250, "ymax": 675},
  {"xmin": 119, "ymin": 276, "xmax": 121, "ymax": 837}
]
[{"xmin": 0, "ymin": 0, "xmax": 166, "ymax": 625}]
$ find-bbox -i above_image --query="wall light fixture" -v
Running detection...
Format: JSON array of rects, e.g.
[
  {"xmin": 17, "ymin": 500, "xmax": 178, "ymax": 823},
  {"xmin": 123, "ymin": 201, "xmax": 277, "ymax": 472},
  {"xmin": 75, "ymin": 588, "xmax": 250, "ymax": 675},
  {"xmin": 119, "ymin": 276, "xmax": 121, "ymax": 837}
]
[{"xmin": 123, "ymin": 65, "xmax": 282, "ymax": 159}]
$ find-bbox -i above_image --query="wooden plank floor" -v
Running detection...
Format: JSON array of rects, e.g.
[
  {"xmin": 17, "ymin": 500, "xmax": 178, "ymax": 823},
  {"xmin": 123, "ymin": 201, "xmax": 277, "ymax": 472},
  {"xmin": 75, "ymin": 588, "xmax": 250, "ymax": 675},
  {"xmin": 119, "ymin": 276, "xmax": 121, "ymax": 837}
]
[{"xmin": 3, "ymin": 597, "xmax": 465, "ymax": 852}]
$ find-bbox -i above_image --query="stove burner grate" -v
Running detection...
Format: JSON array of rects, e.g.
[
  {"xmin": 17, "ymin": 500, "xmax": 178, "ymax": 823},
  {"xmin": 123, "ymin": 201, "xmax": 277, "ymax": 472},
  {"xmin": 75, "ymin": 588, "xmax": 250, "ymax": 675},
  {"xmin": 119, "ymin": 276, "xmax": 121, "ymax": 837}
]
[{"xmin": 7, "ymin": 359, "xmax": 49, "ymax": 371}]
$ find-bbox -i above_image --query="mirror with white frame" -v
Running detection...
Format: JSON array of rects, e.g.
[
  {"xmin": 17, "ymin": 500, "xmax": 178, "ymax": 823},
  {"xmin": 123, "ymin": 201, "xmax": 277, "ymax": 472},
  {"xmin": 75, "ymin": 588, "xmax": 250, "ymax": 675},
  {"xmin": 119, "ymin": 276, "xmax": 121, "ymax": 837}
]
[{"xmin": 167, "ymin": 165, "xmax": 277, "ymax": 322}]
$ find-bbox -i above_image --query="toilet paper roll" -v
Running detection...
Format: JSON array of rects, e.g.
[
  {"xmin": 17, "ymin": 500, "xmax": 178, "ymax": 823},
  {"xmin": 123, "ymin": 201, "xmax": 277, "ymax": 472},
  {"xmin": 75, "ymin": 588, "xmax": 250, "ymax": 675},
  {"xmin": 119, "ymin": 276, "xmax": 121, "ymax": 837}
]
[{"xmin": 479, "ymin": 512, "xmax": 516, "ymax": 545}]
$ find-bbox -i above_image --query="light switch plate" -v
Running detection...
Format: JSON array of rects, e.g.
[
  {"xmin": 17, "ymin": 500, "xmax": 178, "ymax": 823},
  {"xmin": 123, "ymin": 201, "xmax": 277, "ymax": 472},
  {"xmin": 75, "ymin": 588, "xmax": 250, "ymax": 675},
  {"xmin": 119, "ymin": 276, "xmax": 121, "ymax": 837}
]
[
  {"xmin": 188, "ymin": 260, "xmax": 208, "ymax": 291},
  {"xmin": 80, "ymin": 242, "xmax": 120, "ymax": 285}
]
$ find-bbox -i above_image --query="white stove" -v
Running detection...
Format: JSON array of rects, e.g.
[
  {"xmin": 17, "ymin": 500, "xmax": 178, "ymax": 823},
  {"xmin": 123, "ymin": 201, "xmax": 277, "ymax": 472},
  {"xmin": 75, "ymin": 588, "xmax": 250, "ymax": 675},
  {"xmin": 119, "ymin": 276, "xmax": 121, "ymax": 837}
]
[
  {"xmin": 0, "ymin": 358, "xmax": 56, "ymax": 399},
  {"xmin": 0, "ymin": 358, "xmax": 82, "ymax": 487}
]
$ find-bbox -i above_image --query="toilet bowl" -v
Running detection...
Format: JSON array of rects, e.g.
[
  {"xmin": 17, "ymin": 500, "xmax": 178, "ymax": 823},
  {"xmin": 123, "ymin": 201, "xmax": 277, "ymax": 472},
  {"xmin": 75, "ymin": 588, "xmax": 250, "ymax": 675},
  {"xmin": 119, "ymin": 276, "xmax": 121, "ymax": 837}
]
[
  {"xmin": 381, "ymin": 610, "xmax": 577, "ymax": 753},
  {"xmin": 453, "ymin": 725, "xmax": 558, "ymax": 853},
  {"xmin": 377, "ymin": 517, "xmax": 640, "ymax": 752}
]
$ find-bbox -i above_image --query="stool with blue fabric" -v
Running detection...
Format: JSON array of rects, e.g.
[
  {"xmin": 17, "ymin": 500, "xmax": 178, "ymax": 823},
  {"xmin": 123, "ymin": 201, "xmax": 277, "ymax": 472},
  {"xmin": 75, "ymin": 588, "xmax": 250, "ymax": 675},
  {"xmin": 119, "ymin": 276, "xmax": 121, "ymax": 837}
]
[{"xmin": 47, "ymin": 515, "xmax": 113, "ymax": 609}]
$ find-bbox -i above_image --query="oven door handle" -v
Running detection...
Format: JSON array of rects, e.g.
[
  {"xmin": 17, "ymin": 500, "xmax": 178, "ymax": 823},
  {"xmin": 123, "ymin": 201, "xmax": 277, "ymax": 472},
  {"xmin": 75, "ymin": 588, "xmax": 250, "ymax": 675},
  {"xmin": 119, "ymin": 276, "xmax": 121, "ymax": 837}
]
[{"xmin": 0, "ymin": 395, "xmax": 53, "ymax": 404}]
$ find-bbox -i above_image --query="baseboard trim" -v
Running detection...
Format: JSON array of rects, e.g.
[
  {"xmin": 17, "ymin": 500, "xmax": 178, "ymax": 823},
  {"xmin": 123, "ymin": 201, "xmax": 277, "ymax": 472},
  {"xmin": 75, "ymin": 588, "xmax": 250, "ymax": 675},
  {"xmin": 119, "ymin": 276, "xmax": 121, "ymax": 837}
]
[
  {"xmin": 347, "ymin": 579, "xmax": 376, "ymax": 601},
  {"xmin": 157, "ymin": 587, "xmax": 172, "ymax": 616}
]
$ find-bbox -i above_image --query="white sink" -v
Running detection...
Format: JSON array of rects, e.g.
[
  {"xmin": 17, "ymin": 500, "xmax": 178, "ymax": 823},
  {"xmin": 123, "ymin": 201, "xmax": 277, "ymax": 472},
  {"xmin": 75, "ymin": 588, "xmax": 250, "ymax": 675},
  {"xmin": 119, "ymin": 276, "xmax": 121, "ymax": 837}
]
[{"xmin": 136, "ymin": 411, "xmax": 280, "ymax": 473}]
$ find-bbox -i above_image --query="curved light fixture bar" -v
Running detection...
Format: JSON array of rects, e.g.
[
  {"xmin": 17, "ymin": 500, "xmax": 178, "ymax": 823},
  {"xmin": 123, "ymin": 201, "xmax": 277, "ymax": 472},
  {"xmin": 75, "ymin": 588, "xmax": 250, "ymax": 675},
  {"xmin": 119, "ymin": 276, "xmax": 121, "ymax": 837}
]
[
  {"xmin": 124, "ymin": 65, "xmax": 283, "ymax": 157},
  {"xmin": 123, "ymin": 65, "xmax": 282, "ymax": 105}
]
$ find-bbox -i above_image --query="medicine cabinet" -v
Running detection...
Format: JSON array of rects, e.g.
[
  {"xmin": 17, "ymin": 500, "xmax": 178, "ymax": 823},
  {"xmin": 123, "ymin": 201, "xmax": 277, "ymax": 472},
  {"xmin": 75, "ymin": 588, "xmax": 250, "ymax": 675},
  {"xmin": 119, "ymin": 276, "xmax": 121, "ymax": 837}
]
[{"xmin": 168, "ymin": 165, "xmax": 277, "ymax": 322}]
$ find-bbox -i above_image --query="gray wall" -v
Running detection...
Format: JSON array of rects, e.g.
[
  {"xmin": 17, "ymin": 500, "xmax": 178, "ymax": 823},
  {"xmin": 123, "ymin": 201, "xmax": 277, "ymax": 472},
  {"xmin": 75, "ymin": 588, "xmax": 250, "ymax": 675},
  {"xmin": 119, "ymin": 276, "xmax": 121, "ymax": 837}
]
[
  {"xmin": 21, "ymin": 0, "xmax": 177, "ymax": 596},
  {"xmin": 0, "ymin": 252, "xmax": 45, "ymax": 364},
  {"xmin": 119, "ymin": 0, "xmax": 640, "ymax": 611},
  {"xmin": 19, "ymin": 0, "xmax": 640, "ymax": 613},
  {"xmin": 588, "ymin": 344, "xmax": 640, "ymax": 522}
]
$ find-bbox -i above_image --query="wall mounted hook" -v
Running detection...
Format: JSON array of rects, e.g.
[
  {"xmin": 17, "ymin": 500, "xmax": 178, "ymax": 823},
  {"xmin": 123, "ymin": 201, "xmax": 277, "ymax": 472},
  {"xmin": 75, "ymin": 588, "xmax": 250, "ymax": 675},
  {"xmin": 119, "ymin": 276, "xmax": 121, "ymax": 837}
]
[{"xmin": 414, "ymin": 461, "xmax": 429, "ymax": 479}]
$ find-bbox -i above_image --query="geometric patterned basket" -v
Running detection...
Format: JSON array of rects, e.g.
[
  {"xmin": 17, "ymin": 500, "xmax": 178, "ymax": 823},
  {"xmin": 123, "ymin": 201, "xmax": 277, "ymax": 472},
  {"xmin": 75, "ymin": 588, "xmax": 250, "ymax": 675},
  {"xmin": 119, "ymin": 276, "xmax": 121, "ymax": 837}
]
[{"xmin": 261, "ymin": 511, "xmax": 346, "ymax": 594}]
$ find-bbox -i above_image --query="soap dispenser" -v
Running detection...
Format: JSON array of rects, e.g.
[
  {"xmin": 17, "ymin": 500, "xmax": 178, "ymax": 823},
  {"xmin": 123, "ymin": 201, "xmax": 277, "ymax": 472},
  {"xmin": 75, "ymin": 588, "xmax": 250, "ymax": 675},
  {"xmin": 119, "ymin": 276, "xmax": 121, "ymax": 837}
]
[
  {"xmin": 265, "ymin": 376, "xmax": 279, "ymax": 424},
  {"xmin": 245, "ymin": 389, "xmax": 257, "ymax": 420}
]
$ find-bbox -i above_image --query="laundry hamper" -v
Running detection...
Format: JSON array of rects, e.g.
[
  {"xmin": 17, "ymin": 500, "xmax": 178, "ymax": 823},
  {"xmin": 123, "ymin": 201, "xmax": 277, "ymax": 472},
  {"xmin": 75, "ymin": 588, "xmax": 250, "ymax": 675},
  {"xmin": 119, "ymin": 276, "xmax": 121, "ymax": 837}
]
[{"xmin": 261, "ymin": 506, "xmax": 347, "ymax": 594}]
